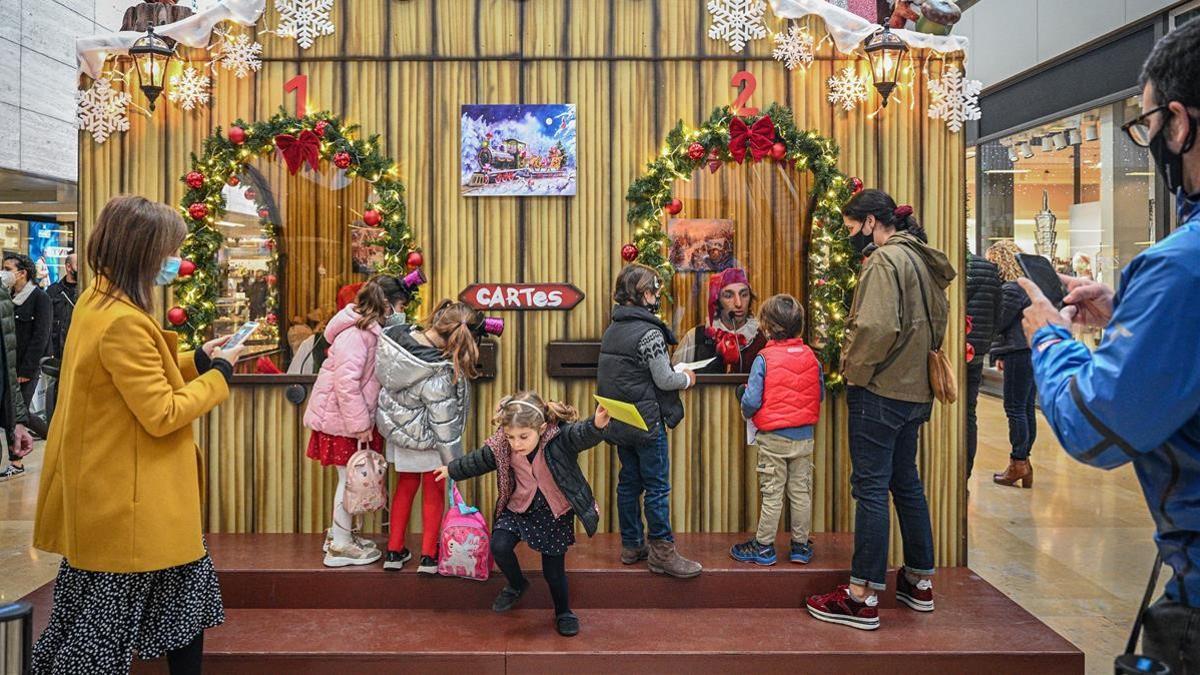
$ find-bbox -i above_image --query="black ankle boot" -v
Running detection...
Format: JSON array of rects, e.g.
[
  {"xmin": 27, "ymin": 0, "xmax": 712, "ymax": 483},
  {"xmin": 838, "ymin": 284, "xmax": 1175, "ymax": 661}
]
[{"xmin": 492, "ymin": 579, "xmax": 530, "ymax": 612}]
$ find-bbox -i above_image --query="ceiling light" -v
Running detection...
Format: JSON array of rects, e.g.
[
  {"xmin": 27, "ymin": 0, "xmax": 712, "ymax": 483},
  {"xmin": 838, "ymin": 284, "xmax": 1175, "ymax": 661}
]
[
  {"xmin": 1084, "ymin": 123, "xmax": 1099, "ymax": 142},
  {"xmin": 1052, "ymin": 132, "xmax": 1068, "ymax": 150},
  {"xmin": 1041, "ymin": 136, "xmax": 1054, "ymax": 152},
  {"xmin": 984, "ymin": 169, "xmax": 1032, "ymax": 174},
  {"xmin": 1020, "ymin": 142, "xmax": 1035, "ymax": 159},
  {"xmin": 1006, "ymin": 146, "xmax": 1019, "ymax": 162},
  {"xmin": 1068, "ymin": 129, "xmax": 1082, "ymax": 145},
  {"xmin": 1125, "ymin": 171, "xmax": 1156, "ymax": 176}
]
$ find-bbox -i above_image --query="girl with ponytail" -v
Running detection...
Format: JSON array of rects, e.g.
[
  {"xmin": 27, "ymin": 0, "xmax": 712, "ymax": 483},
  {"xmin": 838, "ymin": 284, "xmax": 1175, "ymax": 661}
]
[
  {"xmin": 435, "ymin": 391, "xmax": 611, "ymax": 638},
  {"xmin": 375, "ymin": 300, "xmax": 489, "ymax": 575}
]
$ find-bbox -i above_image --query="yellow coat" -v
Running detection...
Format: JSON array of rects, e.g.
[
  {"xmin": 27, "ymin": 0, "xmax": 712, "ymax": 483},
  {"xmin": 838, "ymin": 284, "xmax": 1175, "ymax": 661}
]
[{"xmin": 34, "ymin": 283, "xmax": 230, "ymax": 573}]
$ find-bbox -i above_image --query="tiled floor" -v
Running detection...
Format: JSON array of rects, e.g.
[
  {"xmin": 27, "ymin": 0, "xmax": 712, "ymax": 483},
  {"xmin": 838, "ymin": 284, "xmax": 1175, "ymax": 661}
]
[{"xmin": 0, "ymin": 397, "xmax": 1163, "ymax": 673}]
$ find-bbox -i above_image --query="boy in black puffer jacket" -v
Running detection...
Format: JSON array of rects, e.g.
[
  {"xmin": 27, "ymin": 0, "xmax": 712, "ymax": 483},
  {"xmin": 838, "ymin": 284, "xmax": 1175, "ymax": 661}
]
[{"xmin": 965, "ymin": 250, "xmax": 1003, "ymax": 478}]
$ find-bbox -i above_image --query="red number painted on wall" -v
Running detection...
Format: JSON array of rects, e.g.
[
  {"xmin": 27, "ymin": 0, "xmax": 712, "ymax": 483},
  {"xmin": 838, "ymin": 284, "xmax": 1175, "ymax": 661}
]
[
  {"xmin": 731, "ymin": 71, "xmax": 758, "ymax": 116},
  {"xmin": 284, "ymin": 74, "xmax": 308, "ymax": 118}
]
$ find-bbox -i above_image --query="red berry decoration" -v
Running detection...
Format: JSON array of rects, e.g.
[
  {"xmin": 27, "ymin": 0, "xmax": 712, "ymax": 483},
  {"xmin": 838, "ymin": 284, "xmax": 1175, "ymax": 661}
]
[
  {"xmin": 771, "ymin": 142, "xmax": 787, "ymax": 161},
  {"xmin": 258, "ymin": 208, "xmax": 270, "ymax": 220},
  {"xmin": 362, "ymin": 209, "xmax": 382, "ymax": 226},
  {"xmin": 178, "ymin": 260, "xmax": 196, "ymax": 278},
  {"xmin": 266, "ymin": 239, "xmax": 276, "ymax": 251},
  {"xmin": 406, "ymin": 250, "xmax": 424, "ymax": 269},
  {"xmin": 167, "ymin": 307, "xmax": 188, "ymax": 326},
  {"xmin": 687, "ymin": 142, "xmax": 706, "ymax": 160},
  {"xmin": 227, "ymin": 175, "xmax": 240, "ymax": 187},
  {"xmin": 314, "ymin": 120, "xmax": 329, "ymax": 137},
  {"xmin": 188, "ymin": 203, "xmax": 209, "ymax": 220},
  {"xmin": 621, "ymin": 243, "xmax": 639, "ymax": 262},
  {"xmin": 266, "ymin": 313, "xmax": 278, "ymax": 326},
  {"xmin": 664, "ymin": 198, "xmax": 683, "ymax": 216},
  {"xmin": 849, "ymin": 176, "xmax": 864, "ymax": 194},
  {"xmin": 228, "ymin": 126, "xmax": 246, "ymax": 145},
  {"xmin": 265, "ymin": 274, "xmax": 277, "ymax": 286},
  {"xmin": 185, "ymin": 171, "xmax": 205, "ymax": 189},
  {"xmin": 333, "ymin": 151, "xmax": 352, "ymax": 169}
]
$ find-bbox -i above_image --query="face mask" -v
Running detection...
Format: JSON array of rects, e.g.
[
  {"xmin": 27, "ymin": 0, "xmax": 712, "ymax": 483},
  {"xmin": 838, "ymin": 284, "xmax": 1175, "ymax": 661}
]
[
  {"xmin": 385, "ymin": 312, "xmax": 407, "ymax": 327},
  {"xmin": 155, "ymin": 257, "xmax": 182, "ymax": 286},
  {"xmin": 849, "ymin": 221, "xmax": 874, "ymax": 255},
  {"xmin": 1149, "ymin": 111, "xmax": 1197, "ymax": 194},
  {"xmin": 0, "ymin": 271, "xmax": 13, "ymax": 289}
]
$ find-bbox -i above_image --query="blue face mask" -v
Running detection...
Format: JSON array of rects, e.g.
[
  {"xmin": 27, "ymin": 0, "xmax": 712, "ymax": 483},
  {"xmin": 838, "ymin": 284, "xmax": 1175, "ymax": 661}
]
[{"xmin": 155, "ymin": 257, "xmax": 182, "ymax": 286}]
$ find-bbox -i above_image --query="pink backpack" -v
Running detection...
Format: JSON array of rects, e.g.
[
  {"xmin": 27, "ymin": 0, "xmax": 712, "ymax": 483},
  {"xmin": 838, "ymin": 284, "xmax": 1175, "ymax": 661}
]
[
  {"xmin": 343, "ymin": 442, "xmax": 388, "ymax": 516},
  {"xmin": 437, "ymin": 481, "xmax": 492, "ymax": 581}
]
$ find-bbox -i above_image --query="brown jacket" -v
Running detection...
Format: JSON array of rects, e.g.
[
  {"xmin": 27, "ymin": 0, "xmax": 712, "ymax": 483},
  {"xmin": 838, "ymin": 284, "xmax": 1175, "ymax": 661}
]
[{"xmin": 842, "ymin": 231, "xmax": 956, "ymax": 403}]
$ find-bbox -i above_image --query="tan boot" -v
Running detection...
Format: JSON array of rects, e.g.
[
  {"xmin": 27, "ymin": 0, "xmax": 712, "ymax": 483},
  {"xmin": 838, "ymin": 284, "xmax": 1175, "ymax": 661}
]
[
  {"xmin": 993, "ymin": 459, "xmax": 1033, "ymax": 488},
  {"xmin": 647, "ymin": 539, "xmax": 702, "ymax": 578},
  {"xmin": 621, "ymin": 544, "xmax": 649, "ymax": 565}
]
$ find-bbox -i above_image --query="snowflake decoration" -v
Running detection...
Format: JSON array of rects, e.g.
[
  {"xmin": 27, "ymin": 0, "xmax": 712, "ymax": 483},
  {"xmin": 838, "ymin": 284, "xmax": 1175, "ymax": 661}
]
[
  {"xmin": 215, "ymin": 33, "xmax": 263, "ymax": 79},
  {"xmin": 927, "ymin": 65, "xmax": 982, "ymax": 133},
  {"xmin": 707, "ymin": 0, "xmax": 767, "ymax": 53},
  {"xmin": 275, "ymin": 0, "xmax": 336, "ymax": 50},
  {"xmin": 167, "ymin": 66, "xmax": 210, "ymax": 111},
  {"xmin": 827, "ymin": 66, "xmax": 870, "ymax": 111},
  {"xmin": 772, "ymin": 24, "xmax": 815, "ymax": 71},
  {"xmin": 77, "ymin": 77, "xmax": 131, "ymax": 144},
  {"xmin": 828, "ymin": 0, "xmax": 850, "ymax": 8}
]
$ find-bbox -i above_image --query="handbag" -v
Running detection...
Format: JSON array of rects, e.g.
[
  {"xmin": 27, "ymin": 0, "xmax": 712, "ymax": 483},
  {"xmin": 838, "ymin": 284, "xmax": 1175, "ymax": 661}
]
[{"xmin": 901, "ymin": 249, "xmax": 958, "ymax": 404}]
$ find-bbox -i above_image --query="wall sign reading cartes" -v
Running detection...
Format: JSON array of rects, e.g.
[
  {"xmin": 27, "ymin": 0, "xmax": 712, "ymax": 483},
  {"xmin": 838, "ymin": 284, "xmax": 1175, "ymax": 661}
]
[{"xmin": 459, "ymin": 283, "xmax": 584, "ymax": 311}]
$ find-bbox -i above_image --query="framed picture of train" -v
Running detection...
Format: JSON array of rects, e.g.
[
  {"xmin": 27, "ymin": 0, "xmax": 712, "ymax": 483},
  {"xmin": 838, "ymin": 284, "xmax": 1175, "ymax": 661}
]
[{"xmin": 460, "ymin": 104, "xmax": 577, "ymax": 197}]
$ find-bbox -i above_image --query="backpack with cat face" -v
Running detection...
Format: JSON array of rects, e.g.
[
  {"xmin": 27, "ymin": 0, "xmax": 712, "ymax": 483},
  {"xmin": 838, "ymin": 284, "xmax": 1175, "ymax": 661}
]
[{"xmin": 343, "ymin": 442, "xmax": 388, "ymax": 516}]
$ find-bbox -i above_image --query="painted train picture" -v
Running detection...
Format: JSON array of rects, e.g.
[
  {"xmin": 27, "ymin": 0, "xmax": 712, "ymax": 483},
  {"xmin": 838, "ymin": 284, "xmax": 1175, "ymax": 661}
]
[{"xmin": 460, "ymin": 104, "xmax": 577, "ymax": 196}]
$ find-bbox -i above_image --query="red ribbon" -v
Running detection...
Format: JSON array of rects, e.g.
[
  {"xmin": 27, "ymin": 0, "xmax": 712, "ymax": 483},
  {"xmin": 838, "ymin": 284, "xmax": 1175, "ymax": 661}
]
[
  {"xmin": 728, "ymin": 115, "xmax": 775, "ymax": 164},
  {"xmin": 275, "ymin": 130, "xmax": 321, "ymax": 175},
  {"xmin": 706, "ymin": 327, "xmax": 748, "ymax": 370}
]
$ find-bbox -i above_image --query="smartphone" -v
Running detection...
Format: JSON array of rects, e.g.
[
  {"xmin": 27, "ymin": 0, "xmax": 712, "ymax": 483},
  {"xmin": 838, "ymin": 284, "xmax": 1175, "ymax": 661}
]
[
  {"xmin": 222, "ymin": 321, "xmax": 260, "ymax": 351},
  {"xmin": 1016, "ymin": 254, "xmax": 1066, "ymax": 309}
]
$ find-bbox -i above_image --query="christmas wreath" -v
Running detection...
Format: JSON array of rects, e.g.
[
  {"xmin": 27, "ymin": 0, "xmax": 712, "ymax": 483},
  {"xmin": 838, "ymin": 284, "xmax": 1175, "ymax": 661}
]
[
  {"xmin": 174, "ymin": 108, "xmax": 418, "ymax": 349},
  {"xmin": 624, "ymin": 103, "xmax": 860, "ymax": 389}
]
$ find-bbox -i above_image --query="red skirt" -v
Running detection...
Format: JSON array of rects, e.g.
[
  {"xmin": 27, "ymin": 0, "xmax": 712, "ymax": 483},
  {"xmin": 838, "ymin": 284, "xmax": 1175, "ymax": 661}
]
[{"xmin": 306, "ymin": 429, "xmax": 384, "ymax": 467}]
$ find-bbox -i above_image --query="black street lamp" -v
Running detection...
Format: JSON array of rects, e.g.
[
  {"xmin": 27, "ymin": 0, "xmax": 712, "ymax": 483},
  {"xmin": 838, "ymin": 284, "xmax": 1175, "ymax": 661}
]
[
  {"xmin": 864, "ymin": 25, "xmax": 908, "ymax": 108},
  {"xmin": 128, "ymin": 26, "xmax": 173, "ymax": 112}
]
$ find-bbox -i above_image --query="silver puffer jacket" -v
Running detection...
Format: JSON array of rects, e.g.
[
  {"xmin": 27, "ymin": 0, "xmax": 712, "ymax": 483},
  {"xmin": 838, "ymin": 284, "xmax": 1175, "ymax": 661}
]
[{"xmin": 375, "ymin": 326, "xmax": 470, "ymax": 473}]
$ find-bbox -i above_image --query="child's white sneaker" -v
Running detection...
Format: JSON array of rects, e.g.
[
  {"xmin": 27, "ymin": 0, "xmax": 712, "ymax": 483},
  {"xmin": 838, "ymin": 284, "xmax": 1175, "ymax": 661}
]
[
  {"xmin": 324, "ymin": 528, "xmax": 378, "ymax": 553},
  {"xmin": 323, "ymin": 540, "xmax": 382, "ymax": 568}
]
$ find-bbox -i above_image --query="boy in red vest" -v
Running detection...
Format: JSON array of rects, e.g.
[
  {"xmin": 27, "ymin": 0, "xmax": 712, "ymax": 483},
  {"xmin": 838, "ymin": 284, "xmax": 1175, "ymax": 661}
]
[{"xmin": 731, "ymin": 294, "xmax": 823, "ymax": 566}]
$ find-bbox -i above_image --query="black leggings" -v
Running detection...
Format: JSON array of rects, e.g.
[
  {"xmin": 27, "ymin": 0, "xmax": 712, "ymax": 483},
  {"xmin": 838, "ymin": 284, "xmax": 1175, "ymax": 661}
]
[
  {"xmin": 490, "ymin": 529, "xmax": 570, "ymax": 615},
  {"xmin": 167, "ymin": 631, "xmax": 204, "ymax": 675}
]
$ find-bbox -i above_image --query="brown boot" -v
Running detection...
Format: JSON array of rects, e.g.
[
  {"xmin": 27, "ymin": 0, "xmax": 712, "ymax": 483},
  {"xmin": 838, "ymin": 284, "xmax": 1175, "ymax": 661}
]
[
  {"xmin": 647, "ymin": 539, "xmax": 702, "ymax": 578},
  {"xmin": 993, "ymin": 459, "xmax": 1033, "ymax": 488},
  {"xmin": 620, "ymin": 544, "xmax": 649, "ymax": 565}
]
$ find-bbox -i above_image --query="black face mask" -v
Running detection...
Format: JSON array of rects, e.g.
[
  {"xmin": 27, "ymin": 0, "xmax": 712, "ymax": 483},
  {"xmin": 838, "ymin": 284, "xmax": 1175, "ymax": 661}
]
[
  {"xmin": 849, "ymin": 226, "xmax": 873, "ymax": 255},
  {"xmin": 1148, "ymin": 112, "xmax": 1197, "ymax": 194},
  {"xmin": 647, "ymin": 299, "xmax": 662, "ymax": 314}
]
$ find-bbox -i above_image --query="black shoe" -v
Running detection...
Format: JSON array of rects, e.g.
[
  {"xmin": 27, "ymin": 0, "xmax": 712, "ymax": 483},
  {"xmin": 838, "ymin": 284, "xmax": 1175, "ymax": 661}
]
[
  {"xmin": 416, "ymin": 555, "xmax": 438, "ymax": 575},
  {"xmin": 382, "ymin": 548, "xmax": 412, "ymax": 571},
  {"xmin": 492, "ymin": 579, "xmax": 530, "ymax": 612},
  {"xmin": 556, "ymin": 611, "xmax": 580, "ymax": 637}
]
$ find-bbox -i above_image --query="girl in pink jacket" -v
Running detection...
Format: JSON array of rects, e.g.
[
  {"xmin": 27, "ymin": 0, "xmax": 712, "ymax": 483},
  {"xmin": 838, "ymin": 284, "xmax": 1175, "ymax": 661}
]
[{"xmin": 304, "ymin": 276, "xmax": 407, "ymax": 567}]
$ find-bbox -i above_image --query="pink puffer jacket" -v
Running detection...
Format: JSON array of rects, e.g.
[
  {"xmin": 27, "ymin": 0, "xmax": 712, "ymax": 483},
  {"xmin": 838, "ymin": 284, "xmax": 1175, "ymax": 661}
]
[{"xmin": 303, "ymin": 306, "xmax": 383, "ymax": 437}]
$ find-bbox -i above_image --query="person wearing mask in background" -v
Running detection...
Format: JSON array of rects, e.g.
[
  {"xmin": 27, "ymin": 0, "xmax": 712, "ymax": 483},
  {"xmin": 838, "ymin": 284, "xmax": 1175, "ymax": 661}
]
[
  {"xmin": 806, "ymin": 189, "xmax": 955, "ymax": 631},
  {"xmin": 673, "ymin": 267, "xmax": 767, "ymax": 374},
  {"xmin": 1015, "ymin": 21, "xmax": 1200, "ymax": 672},
  {"xmin": 964, "ymin": 245, "xmax": 1002, "ymax": 481},
  {"xmin": 32, "ymin": 195, "xmax": 246, "ymax": 674},
  {"xmin": 3, "ymin": 253, "xmax": 52, "ymax": 438},
  {"xmin": 0, "ymin": 271, "xmax": 35, "ymax": 480},
  {"xmin": 48, "ymin": 250, "xmax": 78, "ymax": 359},
  {"xmin": 987, "ymin": 241, "xmax": 1037, "ymax": 488}
]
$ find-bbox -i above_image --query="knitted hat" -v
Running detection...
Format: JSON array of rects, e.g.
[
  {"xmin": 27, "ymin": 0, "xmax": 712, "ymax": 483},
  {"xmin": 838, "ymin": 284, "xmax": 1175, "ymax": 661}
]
[
  {"xmin": 707, "ymin": 267, "xmax": 750, "ymax": 325},
  {"xmin": 336, "ymin": 282, "xmax": 365, "ymax": 311}
]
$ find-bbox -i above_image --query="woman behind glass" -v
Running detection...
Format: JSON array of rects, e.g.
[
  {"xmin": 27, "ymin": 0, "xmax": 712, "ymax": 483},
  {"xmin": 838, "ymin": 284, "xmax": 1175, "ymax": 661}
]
[{"xmin": 986, "ymin": 240, "xmax": 1036, "ymax": 488}]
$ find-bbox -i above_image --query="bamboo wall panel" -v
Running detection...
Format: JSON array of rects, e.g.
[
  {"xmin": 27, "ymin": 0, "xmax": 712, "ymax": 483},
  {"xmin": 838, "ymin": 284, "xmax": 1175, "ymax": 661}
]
[{"xmin": 83, "ymin": 1, "xmax": 967, "ymax": 565}]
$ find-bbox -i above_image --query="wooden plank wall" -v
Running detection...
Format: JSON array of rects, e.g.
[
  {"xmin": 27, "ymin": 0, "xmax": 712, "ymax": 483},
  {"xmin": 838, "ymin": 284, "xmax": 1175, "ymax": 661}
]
[{"xmin": 78, "ymin": 0, "xmax": 967, "ymax": 565}]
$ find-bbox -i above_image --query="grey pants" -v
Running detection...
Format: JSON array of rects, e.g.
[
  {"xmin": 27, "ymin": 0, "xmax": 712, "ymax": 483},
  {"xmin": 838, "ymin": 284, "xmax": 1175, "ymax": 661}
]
[
  {"xmin": 753, "ymin": 432, "xmax": 814, "ymax": 546},
  {"xmin": 1143, "ymin": 596, "xmax": 1200, "ymax": 674}
]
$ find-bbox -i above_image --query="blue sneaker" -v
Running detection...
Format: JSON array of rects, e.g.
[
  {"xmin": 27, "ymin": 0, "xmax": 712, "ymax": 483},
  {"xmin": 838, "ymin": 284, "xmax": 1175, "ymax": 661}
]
[
  {"xmin": 730, "ymin": 539, "xmax": 777, "ymax": 566},
  {"xmin": 790, "ymin": 540, "xmax": 814, "ymax": 564}
]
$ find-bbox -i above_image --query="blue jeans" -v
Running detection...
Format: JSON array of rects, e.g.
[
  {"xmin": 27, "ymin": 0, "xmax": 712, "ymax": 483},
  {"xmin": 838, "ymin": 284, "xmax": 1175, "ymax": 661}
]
[
  {"xmin": 616, "ymin": 426, "xmax": 673, "ymax": 547},
  {"xmin": 847, "ymin": 387, "xmax": 936, "ymax": 590},
  {"xmin": 1000, "ymin": 350, "xmax": 1037, "ymax": 461}
]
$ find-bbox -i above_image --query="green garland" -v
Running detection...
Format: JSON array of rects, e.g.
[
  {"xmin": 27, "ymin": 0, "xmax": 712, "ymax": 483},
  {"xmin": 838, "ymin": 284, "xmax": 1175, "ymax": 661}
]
[
  {"xmin": 623, "ymin": 103, "xmax": 858, "ymax": 389},
  {"xmin": 175, "ymin": 108, "xmax": 416, "ymax": 349}
]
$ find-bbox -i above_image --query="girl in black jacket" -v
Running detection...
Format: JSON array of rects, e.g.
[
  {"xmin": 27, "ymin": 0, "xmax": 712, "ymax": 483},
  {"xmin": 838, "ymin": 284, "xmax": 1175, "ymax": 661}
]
[
  {"xmin": 986, "ymin": 241, "xmax": 1036, "ymax": 488},
  {"xmin": 436, "ymin": 391, "xmax": 611, "ymax": 637}
]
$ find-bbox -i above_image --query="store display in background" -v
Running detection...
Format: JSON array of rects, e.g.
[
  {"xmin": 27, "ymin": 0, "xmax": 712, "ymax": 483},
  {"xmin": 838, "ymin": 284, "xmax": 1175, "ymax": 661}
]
[{"xmin": 27, "ymin": 221, "xmax": 74, "ymax": 287}]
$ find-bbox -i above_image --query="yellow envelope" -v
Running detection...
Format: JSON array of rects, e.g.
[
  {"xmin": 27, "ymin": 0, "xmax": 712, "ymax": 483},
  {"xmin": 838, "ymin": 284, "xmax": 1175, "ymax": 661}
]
[{"xmin": 593, "ymin": 395, "xmax": 649, "ymax": 432}]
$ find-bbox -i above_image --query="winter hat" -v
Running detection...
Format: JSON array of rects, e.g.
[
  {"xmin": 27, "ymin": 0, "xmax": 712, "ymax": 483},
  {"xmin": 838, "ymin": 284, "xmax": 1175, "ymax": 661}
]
[
  {"xmin": 336, "ymin": 282, "xmax": 365, "ymax": 311},
  {"xmin": 707, "ymin": 267, "xmax": 750, "ymax": 325}
]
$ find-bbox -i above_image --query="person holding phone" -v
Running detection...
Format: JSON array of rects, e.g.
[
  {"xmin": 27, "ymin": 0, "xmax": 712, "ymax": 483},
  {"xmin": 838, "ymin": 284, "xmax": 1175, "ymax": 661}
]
[
  {"xmin": 32, "ymin": 195, "xmax": 247, "ymax": 675},
  {"xmin": 986, "ymin": 241, "xmax": 1037, "ymax": 488}
]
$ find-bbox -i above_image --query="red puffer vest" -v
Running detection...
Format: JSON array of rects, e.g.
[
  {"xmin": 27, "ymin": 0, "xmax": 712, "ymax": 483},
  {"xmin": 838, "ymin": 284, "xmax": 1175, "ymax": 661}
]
[{"xmin": 751, "ymin": 338, "xmax": 822, "ymax": 431}]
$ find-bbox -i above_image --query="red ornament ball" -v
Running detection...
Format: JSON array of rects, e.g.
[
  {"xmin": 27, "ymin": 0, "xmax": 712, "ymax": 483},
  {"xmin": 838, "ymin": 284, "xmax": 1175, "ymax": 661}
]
[
  {"xmin": 188, "ymin": 203, "xmax": 209, "ymax": 220},
  {"xmin": 185, "ymin": 171, "xmax": 205, "ymax": 189},
  {"xmin": 816, "ymin": 278, "xmax": 827, "ymax": 287},
  {"xmin": 265, "ymin": 239, "xmax": 276, "ymax": 251},
  {"xmin": 266, "ymin": 313, "xmax": 278, "ymax": 326},
  {"xmin": 227, "ymin": 175, "xmax": 240, "ymax": 187},
  {"xmin": 258, "ymin": 208, "xmax": 271, "ymax": 220},
  {"xmin": 687, "ymin": 142, "xmax": 706, "ymax": 160},
  {"xmin": 665, "ymin": 198, "xmax": 683, "ymax": 216},
  {"xmin": 333, "ymin": 151, "xmax": 352, "ymax": 169},
  {"xmin": 362, "ymin": 209, "xmax": 382, "ymax": 226},
  {"xmin": 406, "ymin": 251, "xmax": 424, "ymax": 269},
  {"xmin": 178, "ymin": 260, "xmax": 196, "ymax": 278},
  {"xmin": 314, "ymin": 120, "xmax": 329, "ymax": 137},
  {"xmin": 265, "ymin": 274, "xmax": 277, "ymax": 286},
  {"xmin": 167, "ymin": 307, "xmax": 188, "ymax": 326},
  {"xmin": 228, "ymin": 126, "xmax": 246, "ymax": 145},
  {"xmin": 849, "ymin": 176, "xmax": 864, "ymax": 194},
  {"xmin": 771, "ymin": 142, "xmax": 787, "ymax": 161},
  {"xmin": 244, "ymin": 188, "xmax": 257, "ymax": 200},
  {"xmin": 621, "ymin": 243, "xmax": 639, "ymax": 262}
]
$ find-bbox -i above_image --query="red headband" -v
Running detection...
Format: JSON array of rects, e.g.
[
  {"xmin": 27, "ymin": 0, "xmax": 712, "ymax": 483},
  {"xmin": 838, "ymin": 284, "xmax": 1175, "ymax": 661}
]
[{"xmin": 894, "ymin": 205, "xmax": 914, "ymax": 219}]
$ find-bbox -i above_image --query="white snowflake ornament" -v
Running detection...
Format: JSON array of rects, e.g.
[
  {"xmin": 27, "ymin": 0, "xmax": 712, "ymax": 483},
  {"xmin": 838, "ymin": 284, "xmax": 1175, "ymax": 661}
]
[
  {"xmin": 772, "ymin": 24, "xmax": 815, "ymax": 71},
  {"xmin": 707, "ymin": 0, "xmax": 767, "ymax": 53},
  {"xmin": 167, "ymin": 66, "xmax": 211, "ymax": 111},
  {"xmin": 216, "ymin": 33, "xmax": 263, "ymax": 79},
  {"xmin": 77, "ymin": 77, "xmax": 131, "ymax": 144},
  {"xmin": 927, "ymin": 65, "xmax": 982, "ymax": 133},
  {"xmin": 275, "ymin": 0, "xmax": 336, "ymax": 50},
  {"xmin": 827, "ymin": 66, "xmax": 870, "ymax": 111}
]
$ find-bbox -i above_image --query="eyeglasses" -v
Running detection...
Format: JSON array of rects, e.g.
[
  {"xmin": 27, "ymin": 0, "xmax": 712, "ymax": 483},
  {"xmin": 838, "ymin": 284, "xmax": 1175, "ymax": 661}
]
[{"xmin": 1121, "ymin": 106, "xmax": 1169, "ymax": 147}]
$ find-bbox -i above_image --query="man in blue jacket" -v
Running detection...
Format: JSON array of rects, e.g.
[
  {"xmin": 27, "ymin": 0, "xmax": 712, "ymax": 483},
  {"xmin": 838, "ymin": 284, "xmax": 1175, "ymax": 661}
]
[{"xmin": 1018, "ymin": 20, "xmax": 1200, "ymax": 673}]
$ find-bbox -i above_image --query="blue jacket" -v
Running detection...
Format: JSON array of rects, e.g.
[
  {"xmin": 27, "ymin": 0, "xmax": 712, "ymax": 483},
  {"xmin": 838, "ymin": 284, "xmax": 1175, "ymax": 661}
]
[{"xmin": 1031, "ymin": 191, "xmax": 1200, "ymax": 607}]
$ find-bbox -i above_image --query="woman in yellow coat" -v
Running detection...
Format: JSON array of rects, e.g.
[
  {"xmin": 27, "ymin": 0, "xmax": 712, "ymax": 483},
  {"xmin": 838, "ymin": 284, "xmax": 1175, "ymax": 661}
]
[{"xmin": 32, "ymin": 195, "xmax": 247, "ymax": 674}]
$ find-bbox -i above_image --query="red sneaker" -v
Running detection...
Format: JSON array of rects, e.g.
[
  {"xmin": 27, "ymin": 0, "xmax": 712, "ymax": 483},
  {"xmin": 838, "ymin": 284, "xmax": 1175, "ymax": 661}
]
[
  {"xmin": 806, "ymin": 585, "xmax": 880, "ymax": 630},
  {"xmin": 896, "ymin": 568, "xmax": 935, "ymax": 612}
]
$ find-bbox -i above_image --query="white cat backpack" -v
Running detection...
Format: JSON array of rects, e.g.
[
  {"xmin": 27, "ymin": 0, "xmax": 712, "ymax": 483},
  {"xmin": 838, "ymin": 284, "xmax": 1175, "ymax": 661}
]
[
  {"xmin": 343, "ymin": 441, "xmax": 388, "ymax": 516},
  {"xmin": 437, "ymin": 480, "xmax": 492, "ymax": 581}
]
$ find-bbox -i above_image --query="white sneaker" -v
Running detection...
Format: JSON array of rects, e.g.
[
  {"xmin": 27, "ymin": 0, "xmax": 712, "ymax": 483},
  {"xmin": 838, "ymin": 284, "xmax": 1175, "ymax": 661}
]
[
  {"xmin": 324, "ymin": 528, "xmax": 378, "ymax": 552},
  {"xmin": 323, "ymin": 540, "xmax": 382, "ymax": 568}
]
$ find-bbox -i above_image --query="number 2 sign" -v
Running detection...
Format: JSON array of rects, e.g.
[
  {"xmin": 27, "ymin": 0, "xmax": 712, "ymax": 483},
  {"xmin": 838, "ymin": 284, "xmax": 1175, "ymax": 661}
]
[{"xmin": 731, "ymin": 71, "xmax": 758, "ymax": 116}]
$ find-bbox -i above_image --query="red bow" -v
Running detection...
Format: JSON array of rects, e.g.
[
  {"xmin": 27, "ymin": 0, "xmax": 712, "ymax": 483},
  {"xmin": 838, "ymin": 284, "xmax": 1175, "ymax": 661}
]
[
  {"xmin": 275, "ymin": 130, "xmax": 321, "ymax": 175},
  {"xmin": 728, "ymin": 115, "xmax": 775, "ymax": 164},
  {"xmin": 706, "ymin": 327, "xmax": 748, "ymax": 370}
]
